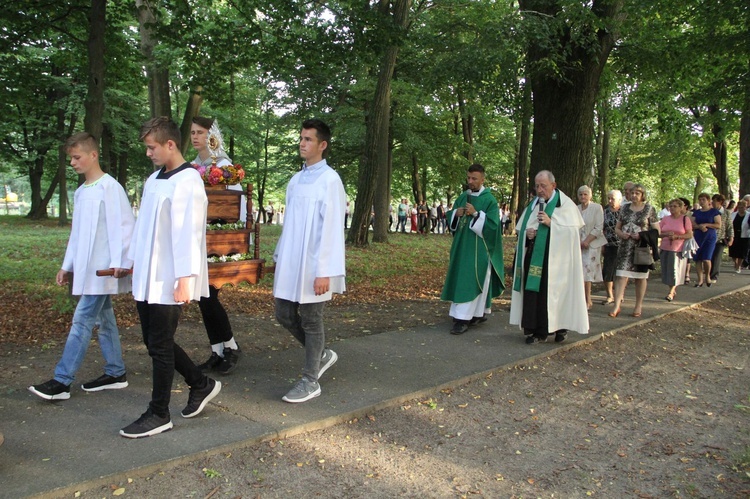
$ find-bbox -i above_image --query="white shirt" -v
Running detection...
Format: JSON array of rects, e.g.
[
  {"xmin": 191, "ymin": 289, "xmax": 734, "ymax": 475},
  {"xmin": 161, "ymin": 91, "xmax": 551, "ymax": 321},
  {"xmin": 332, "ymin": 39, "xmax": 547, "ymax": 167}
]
[
  {"xmin": 63, "ymin": 174, "xmax": 134, "ymax": 296},
  {"xmin": 273, "ymin": 159, "xmax": 346, "ymax": 303}
]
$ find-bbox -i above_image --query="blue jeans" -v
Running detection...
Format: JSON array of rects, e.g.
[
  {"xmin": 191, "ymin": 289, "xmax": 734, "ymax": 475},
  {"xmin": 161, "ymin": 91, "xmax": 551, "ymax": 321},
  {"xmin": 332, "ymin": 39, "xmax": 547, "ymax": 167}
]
[
  {"xmin": 275, "ymin": 298, "xmax": 326, "ymax": 382},
  {"xmin": 54, "ymin": 294, "xmax": 126, "ymax": 386},
  {"xmin": 396, "ymin": 215, "xmax": 407, "ymax": 232}
]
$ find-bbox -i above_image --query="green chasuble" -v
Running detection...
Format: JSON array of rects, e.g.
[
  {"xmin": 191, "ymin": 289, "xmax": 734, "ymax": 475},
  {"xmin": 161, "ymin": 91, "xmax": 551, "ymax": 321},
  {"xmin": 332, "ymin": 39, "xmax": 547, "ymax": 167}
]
[{"xmin": 440, "ymin": 188, "xmax": 505, "ymax": 306}]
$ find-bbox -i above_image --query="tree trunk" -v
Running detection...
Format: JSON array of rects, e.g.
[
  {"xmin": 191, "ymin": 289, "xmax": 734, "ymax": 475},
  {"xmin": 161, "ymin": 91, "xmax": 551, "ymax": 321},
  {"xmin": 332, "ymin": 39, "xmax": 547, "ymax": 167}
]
[
  {"xmin": 597, "ymin": 101, "xmax": 611, "ymax": 205},
  {"xmin": 26, "ymin": 155, "xmax": 46, "ymax": 219},
  {"xmin": 511, "ymin": 80, "xmax": 532, "ymax": 232},
  {"xmin": 117, "ymin": 150, "xmax": 128, "ymax": 189},
  {"xmin": 56, "ymin": 110, "xmax": 69, "ymax": 225},
  {"xmin": 84, "ymin": 0, "xmax": 106, "ymax": 142},
  {"xmin": 519, "ymin": 0, "xmax": 623, "ymax": 196},
  {"xmin": 693, "ymin": 173, "xmax": 704, "ymax": 206},
  {"xmin": 101, "ymin": 122, "xmax": 114, "ymax": 174},
  {"xmin": 372, "ymin": 129, "xmax": 393, "ymax": 243},
  {"xmin": 347, "ymin": 0, "xmax": 412, "ymax": 247},
  {"xmin": 136, "ymin": 0, "xmax": 171, "ymax": 118},
  {"xmin": 708, "ymin": 105, "xmax": 731, "ymax": 198},
  {"xmin": 410, "ymin": 152, "xmax": 421, "ymax": 206},
  {"xmin": 179, "ymin": 87, "xmax": 204, "ymax": 155},
  {"xmin": 457, "ymin": 89, "xmax": 473, "ymax": 162},
  {"xmin": 741, "ymin": 107, "xmax": 750, "ymax": 197}
]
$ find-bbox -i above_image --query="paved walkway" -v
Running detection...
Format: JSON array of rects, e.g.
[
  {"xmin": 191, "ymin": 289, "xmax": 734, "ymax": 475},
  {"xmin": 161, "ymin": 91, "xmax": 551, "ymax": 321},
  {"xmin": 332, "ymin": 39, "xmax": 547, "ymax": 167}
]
[{"xmin": 1, "ymin": 265, "xmax": 747, "ymax": 498}]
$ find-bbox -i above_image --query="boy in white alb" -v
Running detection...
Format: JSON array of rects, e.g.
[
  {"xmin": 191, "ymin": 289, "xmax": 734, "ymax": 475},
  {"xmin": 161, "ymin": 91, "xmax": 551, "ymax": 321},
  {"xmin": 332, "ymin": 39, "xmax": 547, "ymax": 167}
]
[
  {"xmin": 274, "ymin": 119, "xmax": 346, "ymax": 403},
  {"xmin": 29, "ymin": 132, "xmax": 134, "ymax": 401},
  {"xmin": 120, "ymin": 117, "xmax": 221, "ymax": 438}
]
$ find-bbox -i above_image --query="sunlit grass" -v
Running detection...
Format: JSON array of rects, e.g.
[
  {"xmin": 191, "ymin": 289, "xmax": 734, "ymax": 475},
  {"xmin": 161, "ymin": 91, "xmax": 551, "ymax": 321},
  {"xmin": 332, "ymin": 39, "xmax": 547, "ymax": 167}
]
[{"xmin": 0, "ymin": 216, "xmax": 72, "ymax": 309}]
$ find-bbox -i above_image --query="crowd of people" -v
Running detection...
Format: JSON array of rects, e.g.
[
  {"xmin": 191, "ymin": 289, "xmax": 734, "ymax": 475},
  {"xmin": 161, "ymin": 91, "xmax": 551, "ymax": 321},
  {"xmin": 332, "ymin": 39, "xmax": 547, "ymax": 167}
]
[
  {"xmin": 25, "ymin": 114, "xmax": 746, "ymax": 439},
  {"xmin": 586, "ymin": 182, "xmax": 747, "ymax": 319}
]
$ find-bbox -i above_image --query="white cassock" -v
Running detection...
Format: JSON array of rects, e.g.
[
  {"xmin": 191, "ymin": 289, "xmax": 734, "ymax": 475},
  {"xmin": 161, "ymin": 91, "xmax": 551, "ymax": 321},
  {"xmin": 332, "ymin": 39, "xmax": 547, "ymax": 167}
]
[
  {"xmin": 273, "ymin": 159, "xmax": 346, "ymax": 304},
  {"xmin": 509, "ymin": 190, "xmax": 589, "ymax": 334},
  {"xmin": 129, "ymin": 165, "xmax": 209, "ymax": 305},
  {"xmin": 62, "ymin": 173, "xmax": 134, "ymax": 296}
]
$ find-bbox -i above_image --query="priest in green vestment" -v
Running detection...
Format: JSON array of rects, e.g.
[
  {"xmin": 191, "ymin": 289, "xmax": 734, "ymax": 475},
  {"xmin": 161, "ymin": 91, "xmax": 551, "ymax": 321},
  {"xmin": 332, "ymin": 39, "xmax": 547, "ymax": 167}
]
[
  {"xmin": 509, "ymin": 170, "xmax": 588, "ymax": 344},
  {"xmin": 441, "ymin": 164, "xmax": 505, "ymax": 335}
]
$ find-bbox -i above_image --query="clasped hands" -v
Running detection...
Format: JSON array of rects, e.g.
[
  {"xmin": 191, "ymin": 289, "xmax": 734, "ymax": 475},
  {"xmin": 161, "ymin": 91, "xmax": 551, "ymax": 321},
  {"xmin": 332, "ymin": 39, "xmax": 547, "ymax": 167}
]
[{"xmin": 455, "ymin": 203, "xmax": 477, "ymax": 217}]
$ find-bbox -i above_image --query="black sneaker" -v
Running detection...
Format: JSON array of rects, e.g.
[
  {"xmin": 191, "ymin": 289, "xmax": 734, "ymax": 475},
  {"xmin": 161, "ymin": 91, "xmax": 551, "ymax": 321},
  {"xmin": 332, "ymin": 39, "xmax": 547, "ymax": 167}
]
[
  {"xmin": 525, "ymin": 333, "xmax": 548, "ymax": 344},
  {"xmin": 181, "ymin": 378, "xmax": 222, "ymax": 418},
  {"xmin": 120, "ymin": 409, "xmax": 173, "ymax": 438},
  {"xmin": 29, "ymin": 379, "xmax": 70, "ymax": 401},
  {"xmin": 450, "ymin": 321, "xmax": 469, "ymax": 335},
  {"xmin": 216, "ymin": 346, "xmax": 241, "ymax": 375},
  {"xmin": 197, "ymin": 352, "xmax": 222, "ymax": 371},
  {"xmin": 81, "ymin": 373, "xmax": 128, "ymax": 392},
  {"xmin": 554, "ymin": 330, "xmax": 567, "ymax": 343}
]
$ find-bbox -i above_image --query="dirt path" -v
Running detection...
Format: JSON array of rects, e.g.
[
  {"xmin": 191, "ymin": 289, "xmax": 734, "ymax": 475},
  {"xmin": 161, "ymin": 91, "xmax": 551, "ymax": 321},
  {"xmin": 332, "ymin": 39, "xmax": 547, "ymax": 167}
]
[{"xmin": 70, "ymin": 292, "xmax": 750, "ymax": 498}]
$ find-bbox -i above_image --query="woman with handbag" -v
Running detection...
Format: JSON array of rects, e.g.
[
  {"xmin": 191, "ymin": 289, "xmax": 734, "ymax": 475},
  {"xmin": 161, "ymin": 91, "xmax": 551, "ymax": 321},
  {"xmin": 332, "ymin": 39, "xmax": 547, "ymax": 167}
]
[
  {"xmin": 610, "ymin": 184, "xmax": 659, "ymax": 318},
  {"xmin": 690, "ymin": 193, "xmax": 721, "ymax": 287},
  {"xmin": 659, "ymin": 199, "xmax": 693, "ymax": 301},
  {"xmin": 577, "ymin": 185, "xmax": 608, "ymax": 309}
]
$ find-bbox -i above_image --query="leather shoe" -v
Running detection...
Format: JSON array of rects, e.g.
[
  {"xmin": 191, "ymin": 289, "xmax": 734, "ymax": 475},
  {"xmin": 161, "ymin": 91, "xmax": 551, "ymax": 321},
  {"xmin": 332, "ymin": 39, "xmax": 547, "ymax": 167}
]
[
  {"xmin": 450, "ymin": 321, "xmax": 469, "ymax": 335},
  {"xmin": 469, "ymin": 315, "xmax": 488, "ymax": 326}
]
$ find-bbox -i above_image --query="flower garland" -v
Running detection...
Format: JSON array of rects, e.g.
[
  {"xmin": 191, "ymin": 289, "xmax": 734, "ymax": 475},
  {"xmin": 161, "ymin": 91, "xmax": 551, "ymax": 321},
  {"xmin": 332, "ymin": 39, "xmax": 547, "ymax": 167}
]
[
  {"xmin": 207, "ymin": 252, "xmax": 255, "ymax": 263},
  {"xmin": 206, "ymin": 221, "xmax": 246, "ymax": 231},
  {"xmin": 192, "ymin": 162, "xmax": 246, "ymax": 186}
]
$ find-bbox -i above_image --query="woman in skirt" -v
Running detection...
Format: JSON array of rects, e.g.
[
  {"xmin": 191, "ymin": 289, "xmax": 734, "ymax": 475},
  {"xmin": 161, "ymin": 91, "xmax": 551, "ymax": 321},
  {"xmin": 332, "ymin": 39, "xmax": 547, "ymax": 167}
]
[{"xmin": 659, "ymin": 199, "xmax": 693, "ymax": 301}]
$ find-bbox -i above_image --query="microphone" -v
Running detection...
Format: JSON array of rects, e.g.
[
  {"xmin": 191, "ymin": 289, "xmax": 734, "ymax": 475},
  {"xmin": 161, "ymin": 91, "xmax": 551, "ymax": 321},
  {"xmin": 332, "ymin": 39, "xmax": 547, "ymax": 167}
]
[{"xmin": 537, "ymin": 198, "xmax": 546, "ymax": 225}]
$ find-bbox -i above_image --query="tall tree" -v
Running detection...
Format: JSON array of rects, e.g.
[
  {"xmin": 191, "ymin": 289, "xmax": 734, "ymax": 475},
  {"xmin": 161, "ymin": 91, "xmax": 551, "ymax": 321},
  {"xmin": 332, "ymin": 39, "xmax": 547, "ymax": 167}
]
[
  {"xmin": 84, "ymin": 0, "xmax": 106, "ymax": 142},
  {"xmin": 519, "ymin": 0, "xmax": 624, "ymax": 196},
  {"xmin": 136, "ymin": 0, "xmax": 170, "ymax": 118},
  {"xmin": 348, "ymin": 0, "xmax": 413, "ymax": 246}
]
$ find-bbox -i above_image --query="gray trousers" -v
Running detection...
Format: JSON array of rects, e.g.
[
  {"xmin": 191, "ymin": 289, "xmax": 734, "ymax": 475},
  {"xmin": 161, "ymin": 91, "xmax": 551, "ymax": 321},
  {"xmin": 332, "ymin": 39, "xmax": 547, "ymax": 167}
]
[{"xmin": 274, "ymin": 298, "xmax": 326, "ymax": 381}]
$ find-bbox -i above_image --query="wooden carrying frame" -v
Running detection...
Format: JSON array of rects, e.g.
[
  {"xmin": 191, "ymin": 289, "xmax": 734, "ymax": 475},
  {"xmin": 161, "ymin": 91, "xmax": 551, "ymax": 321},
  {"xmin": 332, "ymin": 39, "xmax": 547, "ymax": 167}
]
[{"xmin": 205, "ymin": 184, "xmax": 267, "ymax": 287}]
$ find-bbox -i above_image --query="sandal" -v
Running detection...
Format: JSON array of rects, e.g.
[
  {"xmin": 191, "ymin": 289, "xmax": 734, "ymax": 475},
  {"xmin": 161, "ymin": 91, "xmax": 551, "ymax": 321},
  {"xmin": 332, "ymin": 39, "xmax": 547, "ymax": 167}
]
[{"xmin": 601, "ymin": 298, "xmax": 614, "ymax": 305}]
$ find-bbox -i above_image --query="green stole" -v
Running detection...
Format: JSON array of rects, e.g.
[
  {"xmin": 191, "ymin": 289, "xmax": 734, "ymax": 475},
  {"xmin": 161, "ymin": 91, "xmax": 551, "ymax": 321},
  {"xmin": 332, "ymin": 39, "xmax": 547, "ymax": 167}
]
[{"xmin": 513, "ymin": 191, "xmax": 559, "ymax": 292}]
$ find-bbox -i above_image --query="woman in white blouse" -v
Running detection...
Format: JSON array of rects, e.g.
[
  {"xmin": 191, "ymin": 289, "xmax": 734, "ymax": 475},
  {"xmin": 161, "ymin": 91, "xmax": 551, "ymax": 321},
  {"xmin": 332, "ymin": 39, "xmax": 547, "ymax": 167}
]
[{"xmin": 578, "ymin": 185, "xmax": 608, "ymax": 309}]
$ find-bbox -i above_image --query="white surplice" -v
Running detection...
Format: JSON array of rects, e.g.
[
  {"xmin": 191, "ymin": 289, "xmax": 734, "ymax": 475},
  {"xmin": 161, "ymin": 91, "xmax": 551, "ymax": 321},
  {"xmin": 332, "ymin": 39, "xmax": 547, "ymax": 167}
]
[
  {"xmin": 509, "ymin": 190, "xmax": 589, "ymax": 334},
  {"xmin": 62, "ymin": 173, "xmax": 134, "ymax": 296},
  {"xmin": 273, "ymin": 160, "xmax": 346, "ymax": 304},
  {"xmin": 129, "ymin": 165, "xmax": 209, "ymax": 305}
]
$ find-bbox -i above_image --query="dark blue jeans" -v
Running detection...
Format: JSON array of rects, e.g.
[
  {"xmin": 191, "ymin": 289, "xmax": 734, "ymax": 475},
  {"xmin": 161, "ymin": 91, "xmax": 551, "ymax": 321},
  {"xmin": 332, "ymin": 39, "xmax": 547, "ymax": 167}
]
[
  {"xmin": 396, "ymin": 215, "xmax": 407, "ymax": 232},
  {"xmin": 136, "ymin": 301, "xmax": 205, "ymax": 417}
]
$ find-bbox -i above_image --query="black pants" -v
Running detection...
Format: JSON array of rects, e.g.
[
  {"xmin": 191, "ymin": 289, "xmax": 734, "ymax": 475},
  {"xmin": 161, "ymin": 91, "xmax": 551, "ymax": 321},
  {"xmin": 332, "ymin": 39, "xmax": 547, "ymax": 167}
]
[
  {"xmin": 710, "ymin": 241, "xmax": 726, "ymax": 280},
  {"xmin": 136, "ymin": 301, "xmax": 205, "ymax": 418},
  {"xmin": 198, "ymin": 286, "xmax": 233, "ymax": 345},
  {"xmin": 521, "ymin": 236, "xmax": 550, "ymax": 338}
]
